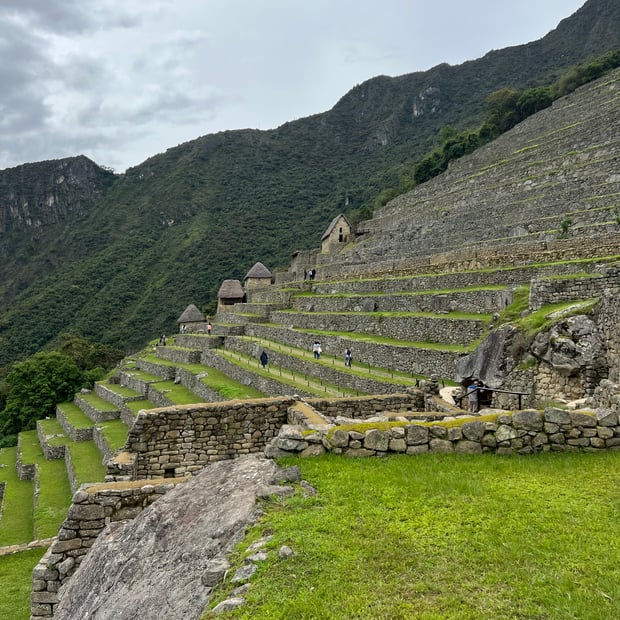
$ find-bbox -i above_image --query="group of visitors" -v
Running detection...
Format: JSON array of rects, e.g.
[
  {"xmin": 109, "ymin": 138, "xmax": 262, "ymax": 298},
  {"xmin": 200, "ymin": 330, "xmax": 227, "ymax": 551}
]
[{"xmin": 304, "ymin": 268, "xmax": 317, "ymax": 280}]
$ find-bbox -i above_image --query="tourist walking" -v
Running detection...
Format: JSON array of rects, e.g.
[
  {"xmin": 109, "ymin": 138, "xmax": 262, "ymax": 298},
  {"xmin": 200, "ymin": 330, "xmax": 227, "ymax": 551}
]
[
  {"xmin": 312, "ymin": 341, "xmax": 322, "ymax": 359},
  {"xmin": 260, "ymin": 350, "xmax": 268, "ymax": 368},
  {"xmin": 344, "ymin": 348, "xmax": 352, "ymax": 367}
]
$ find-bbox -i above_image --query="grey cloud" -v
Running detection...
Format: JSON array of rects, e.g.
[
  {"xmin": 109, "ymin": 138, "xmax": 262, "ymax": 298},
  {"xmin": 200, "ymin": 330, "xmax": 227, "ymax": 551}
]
[{"xmin": 0, "ymin": 0, "xmax": 141, "ymax": 33}]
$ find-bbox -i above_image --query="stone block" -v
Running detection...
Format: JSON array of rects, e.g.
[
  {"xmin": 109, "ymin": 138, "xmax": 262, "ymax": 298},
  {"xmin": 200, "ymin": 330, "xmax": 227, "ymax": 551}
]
[
  {"xmin": 461, "ymin": 421, "xmax": 486, "ymax": 442},
  {"xmin": 447, "ymin": 427, "xmax": 462, "ymax": 442},
  {"xmin": 429, "ymin": 439, "xmax": 453, "ymax": 453},
  {"xmin": 571, "ymin": 413, "xmax": 597, "ymax": 428},
  {"xmin": 388, "ymin": 438, "xmax": 407, "ymax": 452},
  {"xmin": 67, "ymin": 503, "xmax": 105, "ymax": 521},
  {"xmin": 512, "ymin": 410, "xmax": 543, "ymax": 431},
  {"xmin": 544, "ymin": 407, "xmax": 572, "ymax": 425},
  {"xmin": 329, "ymin": 429, "xmax": 349, "ymax": 448},
  {"xmin": 406, "ymin": 444, "xmax": 429, "ymax": 455},
  {"xmin": 406, "ymin": 425, "xmax": 429, "ymax": 446},
  {"xmin": 495, "ymin": 424, "xmax": 518, "ymax": 442},
  {"xmin": 455, "ymin": 440, "xmax": 482, "ymax": 454},
  {"xmin": 364, "ymin": 429, "xmax": 389, "ymax": 452}
]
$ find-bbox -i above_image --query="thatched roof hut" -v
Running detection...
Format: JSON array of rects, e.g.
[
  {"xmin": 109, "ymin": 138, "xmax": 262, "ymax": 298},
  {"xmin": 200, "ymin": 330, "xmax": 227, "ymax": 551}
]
[
  {"xmin": 177, "ymin": 304, "xmax": 206, "ymax": 333},
  {"xmin": 244, "ymin": 262, "xmax": 272, "ymax": 289},
  {"xmin": 217, "ymin": 279, "xmax": 245, "ymax": 312}
]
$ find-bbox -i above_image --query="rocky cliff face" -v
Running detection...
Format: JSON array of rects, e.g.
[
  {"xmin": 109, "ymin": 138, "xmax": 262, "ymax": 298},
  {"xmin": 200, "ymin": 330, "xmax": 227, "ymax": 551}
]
[{"xmin": 0, "ymin": 155, "xmax": 116, "ymax": 234}]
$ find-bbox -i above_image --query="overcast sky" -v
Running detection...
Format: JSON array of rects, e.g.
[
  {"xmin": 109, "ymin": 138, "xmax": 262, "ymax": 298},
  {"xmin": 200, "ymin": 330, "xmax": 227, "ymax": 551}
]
[{"xmin": 0, "ymin": 0, "xmax": 587, "ymax": 173}]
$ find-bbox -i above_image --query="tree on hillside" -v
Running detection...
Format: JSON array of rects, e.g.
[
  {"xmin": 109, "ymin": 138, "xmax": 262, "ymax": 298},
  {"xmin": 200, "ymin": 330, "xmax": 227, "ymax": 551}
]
[
  {"xmin": 50, "ymin": 333, "xmax": 124, "ymax": 371},
  {"xmin": 0, "ymin": 352, "xmax": 86, "ymax": 440}
]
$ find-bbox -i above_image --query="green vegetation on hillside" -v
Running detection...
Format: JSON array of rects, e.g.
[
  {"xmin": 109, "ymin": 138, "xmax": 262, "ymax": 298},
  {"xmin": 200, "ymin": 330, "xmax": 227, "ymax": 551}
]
[{"xmin": 0, "ymin": 2, "xmax": 618, "ymax": 368}]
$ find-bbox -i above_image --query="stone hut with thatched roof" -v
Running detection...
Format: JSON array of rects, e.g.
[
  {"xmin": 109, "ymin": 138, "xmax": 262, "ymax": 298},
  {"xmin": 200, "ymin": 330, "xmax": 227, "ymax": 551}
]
[
  {"xmin": 217, "ymin": 279, "xmax": 245, "ymax": 313},
  {"xmin": 177, "ymin": 304, "xmax": 206, "ymax": 333},
  {"xmin": 244, "ymin": 262, "xmax": 273, "ymax": 290},
  {"xmin": 321, "ymin": 213, "xmax": 352, "ymax": 253}
]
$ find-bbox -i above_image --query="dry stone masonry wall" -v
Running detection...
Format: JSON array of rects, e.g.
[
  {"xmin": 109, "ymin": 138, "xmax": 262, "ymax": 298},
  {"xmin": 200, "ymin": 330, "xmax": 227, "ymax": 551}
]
[
  {"xmin": 30, "ymin": 479, "xmax": 185, "ymax": 619},
  {"xmin": 272, "ymin": 407, "xmax": 620, "ymax": 458}
]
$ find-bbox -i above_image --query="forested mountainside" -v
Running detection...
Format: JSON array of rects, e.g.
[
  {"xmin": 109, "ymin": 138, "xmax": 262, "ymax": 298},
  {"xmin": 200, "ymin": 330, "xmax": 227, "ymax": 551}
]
[{"xmin": 0, "ymin": 0, "xmax": 618, "ymax": 367}]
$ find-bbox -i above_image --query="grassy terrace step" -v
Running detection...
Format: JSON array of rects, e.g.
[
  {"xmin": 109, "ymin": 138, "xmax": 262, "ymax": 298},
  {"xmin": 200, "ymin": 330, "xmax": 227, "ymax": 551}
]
[
  {"xmin": 17, "ymin": 430, "xmax": 72, "ymax": 540},
  {"xmin": 0, "ymin": 447, "xmax": 34, "ymax": 545},
  {"xmin": 213, "ymin": 348, "xmax": 363, "ymax": 398},
  {"xmin": 96, "ymin": 419, "xmax": 131, "ymax": 454},
  {"xmin": 37, "ymin": 419, "xmax": 106, "ymax": 488},
  {"xmin": 310, "ymin": 255, "xmax": 620, "ymax": 293},
  {"xmin": 291, "ymin": 286, "xmax": 510, "ymax": 314},
  {"xmin": 75, "ymin": 391, "xmax": 120, "ymax": 423},
  {"xmin": 244, "ymin": 322, "xmax": 467, "ymax": 381},
  {"xmin": 138, "ymin": 354, "xmax": 265, "ymax": 400},
  {"xmin": 56, "ymin": 402, "xmax": 95, "ymax": 442},
  {"xmin": 270, "ymin": 310, "xmax": 490, "ymax": 347},
  {"xmin": 229, "ymin": 335, "xmax": 456, "ymax": 388}
]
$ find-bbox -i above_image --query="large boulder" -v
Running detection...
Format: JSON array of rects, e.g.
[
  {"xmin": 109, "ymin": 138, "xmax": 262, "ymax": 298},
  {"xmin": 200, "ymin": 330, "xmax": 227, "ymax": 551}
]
[
  {"xmin": 54, "ymin": 456, "xmax": 281, "ymax": 620},
  {"xmin": 530, "ymin": 315, "xmax": 606, "ymax": 376}
]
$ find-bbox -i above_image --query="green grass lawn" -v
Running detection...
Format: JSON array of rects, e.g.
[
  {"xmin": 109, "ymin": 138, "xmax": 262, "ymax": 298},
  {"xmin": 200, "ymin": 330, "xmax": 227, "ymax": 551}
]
[
  {"xmin": 206, "ymin": 452, "xmax": 620, "ymax": 619},
  {"xmin": 18, "ymin": 431, "xmax": 72, "ymax": 540},
  {"xmin": 0, "ymin": 448, "xmax": 34, "ymax": 545},
  {"xmin": 57, "ymin": 402, "xmax": 95, "ymax": 429},
  {"xmin": 0, "ymin": 549, "xmax": 46, "ymax": 620},
  {"xmin": 97, "ymin": 419, "xmax": 131, "ymax": 452}
]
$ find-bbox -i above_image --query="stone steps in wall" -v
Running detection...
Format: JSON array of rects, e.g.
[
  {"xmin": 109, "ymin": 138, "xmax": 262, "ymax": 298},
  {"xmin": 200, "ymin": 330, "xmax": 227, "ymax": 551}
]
[
  {"xmin": 244, "ymin": 321, "xmax": 464, "ymax": 380},
  {"xmin": 270, "ymin": 310, "xmax": 489, "ymax": 347},
  {"xmin": 224, "ymin": 335, "xmax": 421, "ymax": 395}
]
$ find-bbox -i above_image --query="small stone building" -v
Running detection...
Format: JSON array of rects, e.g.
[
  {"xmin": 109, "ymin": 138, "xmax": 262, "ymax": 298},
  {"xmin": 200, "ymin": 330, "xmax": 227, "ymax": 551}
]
[
  {"xmin": 177, "ymin": 304, "xmax": 206, "ymax": 333},
  {"xmin": 244, "ymin": 262, "xmax": 273, "ymax": 290},
  {"xmin": 217, "ymin": 279, "xmax": 245, "ymax": 313},
  {"xmin": 321, "ymin": 213, "xmax": 352, "ymax": 253}
]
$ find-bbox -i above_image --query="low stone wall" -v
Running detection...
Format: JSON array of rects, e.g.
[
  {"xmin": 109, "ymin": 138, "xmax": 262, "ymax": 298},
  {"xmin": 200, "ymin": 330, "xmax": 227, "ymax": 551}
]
[
  {"xmin": 64, "ymin": 449, "xmax": 78, "ymax": 494},
  {"xmin": 174, "ymin": 367, "xmax": 223, "ymax": 403},
  {"xmin": 596, "ymin": 291, "xmax": 620, "ymax": 384},
  {"xmin": 92, "ymin": 426, "xmax": 113, "ymax": 465},
  {"xmin": 145, "ymin": 384, "xmax": 176, "ymax": 408},
  {"xmin": 135, "ymin": 358, "xmax": 176, "ymax": 380},
  {"xmin": 155, "ymin": 345, "xmax": 202, "ymax": 365},
  {"xmin": 94, "ymin": 383, "xmax": 145, "ymax": 409},
  {"xmin": 272, "ymin": 407, "xmax": 620, "ymax": 458},
  {"xmin": 30, "ymin": 478, "xmax": 186, "ymax": 619},
  {"xmin": 529, "ymin": 267, "xmax": 620, "ymax": 310},
  {"xmin": 16, "ymin": 434, "xmax": 36, "ymax": 481},
  {"xmin": 270, "ymin": 310, "xmax": 486, "ymax": 346},
  {"xmin": 36, "ymin": 422, "xmax": 66, "ymax": 461},
  {"xmin": 113, "ymin": 397, "xmax": 295, "ymax": 480},
  {"xmin": 305, "ymin": 393, "xmax": 425, "ymax": 420},
  {"xmin": 56, "ymin": 406, "xmax": 93, "ymax": 442},
  {"xmin": 73, "ymin": 395, "xmax": 118, "ymax": 423},
  {"xmin": 119, "ymin": 369, "xmax": 160, "ymax": 394}
]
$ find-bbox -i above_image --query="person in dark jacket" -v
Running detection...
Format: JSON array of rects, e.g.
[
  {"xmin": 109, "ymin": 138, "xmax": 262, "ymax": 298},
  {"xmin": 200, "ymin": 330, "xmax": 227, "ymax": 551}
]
[{"xmin": 260, "ymin": 350, "xmax": 268, "ymax": 368}]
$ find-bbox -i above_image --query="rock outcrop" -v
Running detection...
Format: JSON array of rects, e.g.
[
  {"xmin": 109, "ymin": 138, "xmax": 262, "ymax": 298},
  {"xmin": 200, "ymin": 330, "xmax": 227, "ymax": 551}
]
[{"xmin": 53, "ymin": 456, "xmax": 282, "ymax": 620}]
